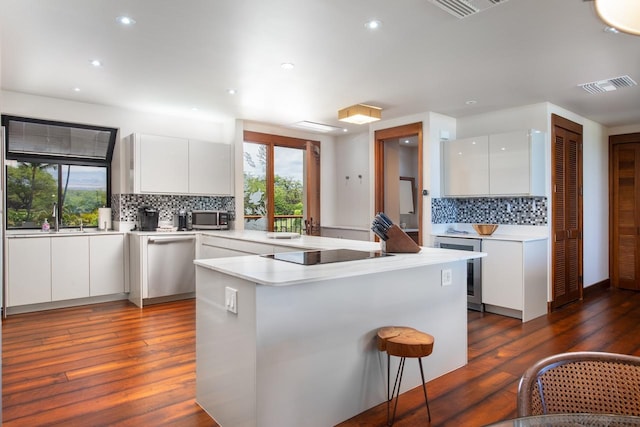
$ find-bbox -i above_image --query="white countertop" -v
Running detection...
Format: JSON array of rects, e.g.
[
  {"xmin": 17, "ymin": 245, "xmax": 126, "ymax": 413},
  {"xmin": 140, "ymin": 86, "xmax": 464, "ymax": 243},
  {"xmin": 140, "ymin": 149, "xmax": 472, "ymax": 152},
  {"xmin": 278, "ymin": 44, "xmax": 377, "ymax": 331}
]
[
  {"xmin": 433, "ymin": 232, "xmax": 548, "ymax": 242},
  {"xmin": 6, "ymin": 229, "xmax": 127, "ymax": 238},
  {"xmin": 195, "ymin": 230, "xmax": 485, "ymax": 286},
  {"xmin": 201, "ymin": 229, "xmax": 375, "ymax": 250}
]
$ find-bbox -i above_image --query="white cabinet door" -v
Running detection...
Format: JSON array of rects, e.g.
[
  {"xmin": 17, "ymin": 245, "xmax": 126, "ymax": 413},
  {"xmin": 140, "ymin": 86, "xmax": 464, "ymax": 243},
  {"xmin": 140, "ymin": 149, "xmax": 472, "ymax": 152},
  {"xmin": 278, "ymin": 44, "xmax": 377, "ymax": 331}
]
[
  {"xmin": 52, "ymin": 236, "xmax": 90, "ymax": 301},
  {"xmin": 90, "ymin": 234, "xmax": 125, "ymax": 296},
  {"xmin": 482, "ymin": 240, "xmax": 523, "ymax": 310},
  {"xmin": 200, "ymin": 245, "xmax": 252, "ymax": 259},
  {"xmin": 139, "ymin": 134, "xmax": 189, "ymax": 194},
  {"xmin": 489, "ymin": 130, "xmax": 545, "ymax": 196},
  {"xmin": 443, "ymin": 136, "xmax": 489, "ymax": 196},
  {"xmin": 7, "ymin": 238, "xmax": 52, "ymax": 306},
  {"xmin": 489, "ymin": 131, "xmax": 531, "ymax": 195},
  {"xmin": 189, "ymin": 140, "xmax": 232, "ymax": 195}
]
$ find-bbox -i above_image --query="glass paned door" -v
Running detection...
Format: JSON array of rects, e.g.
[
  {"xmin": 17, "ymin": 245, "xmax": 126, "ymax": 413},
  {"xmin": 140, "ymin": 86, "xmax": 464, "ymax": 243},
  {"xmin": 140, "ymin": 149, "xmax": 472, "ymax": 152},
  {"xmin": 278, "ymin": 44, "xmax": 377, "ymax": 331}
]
[
  {"xmin": 243, "ymin": 142, "xmax": 268, "ymax": 231},
  {"xmin": 273, "ymin": 146, "xmax": 304, "ymax": 233}
]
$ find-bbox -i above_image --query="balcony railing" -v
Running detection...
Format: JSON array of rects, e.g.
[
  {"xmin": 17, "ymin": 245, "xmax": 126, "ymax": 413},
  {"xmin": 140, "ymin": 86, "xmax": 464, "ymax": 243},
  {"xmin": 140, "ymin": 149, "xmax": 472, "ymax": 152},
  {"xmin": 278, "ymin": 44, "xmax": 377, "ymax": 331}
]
[{"xmin": 244, "ymin": 215, "xmax": 304, "ymax": 234}]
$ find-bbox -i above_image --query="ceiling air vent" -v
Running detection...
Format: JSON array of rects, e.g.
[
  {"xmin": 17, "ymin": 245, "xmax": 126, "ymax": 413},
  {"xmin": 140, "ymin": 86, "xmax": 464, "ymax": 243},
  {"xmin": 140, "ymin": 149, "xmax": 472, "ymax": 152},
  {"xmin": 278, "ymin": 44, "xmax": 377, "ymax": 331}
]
[
  {"xmin": 428, "ymin": 0, "xmax": 509, "ymax": 19},
  {"xmin": 579, "ymin": 75, "xmax": 637, "ymax": 94}
]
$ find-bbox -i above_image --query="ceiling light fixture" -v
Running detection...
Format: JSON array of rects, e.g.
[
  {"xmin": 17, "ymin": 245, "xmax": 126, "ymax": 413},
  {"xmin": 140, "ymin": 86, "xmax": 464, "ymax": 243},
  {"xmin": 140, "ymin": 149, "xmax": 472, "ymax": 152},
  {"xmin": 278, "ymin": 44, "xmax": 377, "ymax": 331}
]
[
  {"xmin": 227, "ymin": 88, "xmax": 237, "ymax": 95},
  {"xmin": 465, "ymin": 100, "xmax": 477, "ymax": 105},
  {"xmin": 90, "ymin": 59, "xmax": 102, "ymax": 67},
  {"xmin": 73, "ymin": 87, "xmax": 81, "ymax": 92},
  {"xmin": 338, "ymin": 104, "xmax": 382, "ymax": 125},
  {"xmin": 595, "ymin": 0, "xmax": 640, "ymax": 36},
  {"xmin": 365, "ymin": 20, "xmax": 381, "ymax": 29},
  {"xmin": 281, "ymin": 62, "xmax": 295, "ymax": 70},
  {"xmin": 116, "ymin": 16, "xmax": 136, "ymax": 25}
]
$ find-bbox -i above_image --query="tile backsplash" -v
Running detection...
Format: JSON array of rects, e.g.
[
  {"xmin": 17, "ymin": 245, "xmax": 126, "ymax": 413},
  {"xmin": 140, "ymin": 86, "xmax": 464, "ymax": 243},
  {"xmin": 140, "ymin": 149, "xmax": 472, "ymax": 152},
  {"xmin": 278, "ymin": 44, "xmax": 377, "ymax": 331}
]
[
  {"xmin": 112, "ymin": 194, "xmax": 235, "ymax": 223},
  {"xmin": 432, "ymin": 197, "xmax": 547, "ymax": 225}
]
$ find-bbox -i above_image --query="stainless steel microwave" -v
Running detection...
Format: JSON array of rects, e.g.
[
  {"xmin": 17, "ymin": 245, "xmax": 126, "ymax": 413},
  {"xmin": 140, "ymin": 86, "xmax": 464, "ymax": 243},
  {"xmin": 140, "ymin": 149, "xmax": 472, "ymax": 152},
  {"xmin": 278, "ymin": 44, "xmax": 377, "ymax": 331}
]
[{"xmin": 191, "ymin": 210, "xmax": 229, "ymax": 230}]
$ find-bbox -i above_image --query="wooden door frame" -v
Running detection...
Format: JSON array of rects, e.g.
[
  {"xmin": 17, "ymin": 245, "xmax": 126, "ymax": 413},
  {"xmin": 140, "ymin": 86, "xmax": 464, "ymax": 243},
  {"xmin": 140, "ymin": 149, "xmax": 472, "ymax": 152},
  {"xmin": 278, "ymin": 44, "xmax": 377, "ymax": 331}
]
[
  {"xmin": 243, "ymin": 131, "xmax": 320, "ymax": 232},
  {"xmin": 374, "ymin": 122, "xmax": 423, "ymax": 244},
  {"xmin": 609, "ymin": 132, "xmax": 640, "ymax": 288},
  {"xmin": 550, "ymin": 114, "xmax": 583, "ymax": 311}
]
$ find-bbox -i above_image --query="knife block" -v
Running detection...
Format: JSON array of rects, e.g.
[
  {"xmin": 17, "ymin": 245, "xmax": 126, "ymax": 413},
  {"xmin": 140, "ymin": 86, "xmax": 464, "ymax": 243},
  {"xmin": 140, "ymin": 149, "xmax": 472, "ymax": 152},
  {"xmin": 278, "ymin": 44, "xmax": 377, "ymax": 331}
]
[{"xmin": 381, "ymin": 225, "xmax": 421, "ymax": 253}]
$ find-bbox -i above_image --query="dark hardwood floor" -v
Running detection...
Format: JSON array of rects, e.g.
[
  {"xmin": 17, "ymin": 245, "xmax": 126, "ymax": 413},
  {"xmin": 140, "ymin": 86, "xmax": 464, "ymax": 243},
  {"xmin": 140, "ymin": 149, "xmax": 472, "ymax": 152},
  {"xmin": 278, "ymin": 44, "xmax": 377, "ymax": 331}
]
[{"xmin": 3, "ymin": 287, "xmax": 640, "ymax": 426}]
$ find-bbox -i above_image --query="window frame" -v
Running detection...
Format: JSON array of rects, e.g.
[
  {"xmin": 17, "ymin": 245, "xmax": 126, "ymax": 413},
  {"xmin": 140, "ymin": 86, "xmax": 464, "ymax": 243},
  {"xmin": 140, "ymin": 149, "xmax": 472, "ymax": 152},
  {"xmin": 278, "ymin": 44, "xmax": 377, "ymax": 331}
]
[{"xmin": 2, "ymin": 115, "xmax": 116, "ymax": 230}]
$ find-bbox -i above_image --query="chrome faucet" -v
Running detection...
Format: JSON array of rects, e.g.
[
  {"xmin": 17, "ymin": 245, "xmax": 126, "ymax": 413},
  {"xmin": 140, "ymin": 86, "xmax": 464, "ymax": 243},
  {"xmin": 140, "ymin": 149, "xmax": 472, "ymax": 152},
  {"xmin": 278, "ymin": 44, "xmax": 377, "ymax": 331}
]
[{"xmin": 52, "ymin": 202, "xmax": 59, "ymax": 232}]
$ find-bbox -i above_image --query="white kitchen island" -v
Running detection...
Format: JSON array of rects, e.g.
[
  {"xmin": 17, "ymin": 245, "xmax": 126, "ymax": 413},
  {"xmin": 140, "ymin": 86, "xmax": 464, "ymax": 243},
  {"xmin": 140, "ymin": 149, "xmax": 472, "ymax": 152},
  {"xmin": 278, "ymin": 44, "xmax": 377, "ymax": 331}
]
[{"xmin": 194, "ymin": 233, "xmax": 484, "ymax": 427}]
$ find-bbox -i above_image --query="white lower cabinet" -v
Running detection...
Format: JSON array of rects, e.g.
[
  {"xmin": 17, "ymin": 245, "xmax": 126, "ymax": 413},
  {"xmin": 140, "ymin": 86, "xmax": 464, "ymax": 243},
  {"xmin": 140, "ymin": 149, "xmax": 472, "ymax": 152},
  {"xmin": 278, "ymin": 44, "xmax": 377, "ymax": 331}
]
[
  {"xmin": 52, "ymin": 236, "xmax": 90, "ymax": 301},
  {"xmin": 7, "ymin": 238, "xmax": 52, "ymax": 306},
  {"xmin": 90, "ymin": 234, "xmax": 125, "ymax": 296},
  {"xmin": 481, "ymin": 239, "xmax": 548, "ymax": 322},
  {"xmin": 6, "ymin": 234, "xmax": 126, "ymax": 310}
]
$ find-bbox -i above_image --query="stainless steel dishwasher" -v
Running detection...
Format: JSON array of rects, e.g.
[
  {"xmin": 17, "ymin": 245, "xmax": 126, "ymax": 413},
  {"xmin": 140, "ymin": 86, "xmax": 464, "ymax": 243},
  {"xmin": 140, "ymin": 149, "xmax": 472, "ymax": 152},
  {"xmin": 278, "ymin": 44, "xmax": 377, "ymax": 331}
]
[{"xmin": 147, "ymin": 235, "xmax": 196, "ymax": 298}]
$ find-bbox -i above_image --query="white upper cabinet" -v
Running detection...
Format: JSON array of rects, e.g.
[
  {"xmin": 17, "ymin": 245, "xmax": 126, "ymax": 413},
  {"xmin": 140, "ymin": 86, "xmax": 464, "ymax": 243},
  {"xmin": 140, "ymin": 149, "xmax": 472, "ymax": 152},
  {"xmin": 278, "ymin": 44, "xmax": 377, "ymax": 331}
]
[
  {"xmin": 126, "ymin": 133, "xmax": 232, "ymax": 195},
  {"xmin": 188, "ymin": 139, "xmax": 231, "ymax": 195},
  {"xmin": 489, "ymin": 130, "xmax": 545, "ymax": 196},
  {"xmin": 131, "ymin": 134, "xmax": 189, "ymax": 194},
  {"xmin": 442, "ymin": 130, "xmax": 545, "ymax": 197},
  {"xmin": 443, "ymin": 135, "xmax": 490, "ymax": 196}
]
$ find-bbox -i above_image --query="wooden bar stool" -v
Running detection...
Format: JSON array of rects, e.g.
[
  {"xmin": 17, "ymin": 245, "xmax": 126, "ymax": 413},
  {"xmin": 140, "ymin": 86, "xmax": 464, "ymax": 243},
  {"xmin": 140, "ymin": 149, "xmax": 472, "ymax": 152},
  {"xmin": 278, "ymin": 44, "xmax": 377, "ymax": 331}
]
[{"xmin": 377, "ymin": 326, "xmax": 434, "ymax": 426}]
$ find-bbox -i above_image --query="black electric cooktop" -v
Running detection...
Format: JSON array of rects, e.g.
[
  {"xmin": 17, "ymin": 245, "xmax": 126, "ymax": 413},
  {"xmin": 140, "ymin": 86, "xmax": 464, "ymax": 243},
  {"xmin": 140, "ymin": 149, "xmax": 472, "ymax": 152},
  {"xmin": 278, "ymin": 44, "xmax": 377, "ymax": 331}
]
[{"xmin": 262, "ymin": 249, "xmax": 391, "ymax": 266}]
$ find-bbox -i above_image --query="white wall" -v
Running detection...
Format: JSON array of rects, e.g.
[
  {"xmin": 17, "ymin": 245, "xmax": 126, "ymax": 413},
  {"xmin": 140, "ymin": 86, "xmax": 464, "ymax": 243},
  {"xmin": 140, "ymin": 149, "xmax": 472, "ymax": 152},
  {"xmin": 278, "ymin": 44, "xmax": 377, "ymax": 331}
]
[
  {"xmin": 333, "ymin": 131, "xmax": 370, "ymax": 228},
  {"xmin": 609, "ymin": 124, "xmax": 640, "ymax": 135},
  {"xmin": 1, "ymin": 90, "xmax": 234, "ymax": 194}
]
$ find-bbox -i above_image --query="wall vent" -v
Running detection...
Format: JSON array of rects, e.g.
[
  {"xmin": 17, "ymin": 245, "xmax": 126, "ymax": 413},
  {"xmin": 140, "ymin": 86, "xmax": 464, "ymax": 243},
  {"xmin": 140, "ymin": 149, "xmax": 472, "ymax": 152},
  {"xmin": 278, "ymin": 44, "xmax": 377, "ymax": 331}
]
[
  {"xmin": 579, "ymin": 75, "xmax": 637, "ymax": 94},
  {"xmin": 428, "ymin": 0, "xmax": 509, "ymax": 19}
]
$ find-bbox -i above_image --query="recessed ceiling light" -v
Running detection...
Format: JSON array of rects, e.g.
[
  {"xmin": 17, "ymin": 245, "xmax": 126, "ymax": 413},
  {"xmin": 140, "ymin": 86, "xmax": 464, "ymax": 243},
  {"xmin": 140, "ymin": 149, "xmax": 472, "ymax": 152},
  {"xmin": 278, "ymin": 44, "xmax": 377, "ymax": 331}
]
[
  {"xmin": 365, "ymin": 20, "xmax": 381, "ymax": 29},
  {"xmin": 281, "ymin": 62, "xmax": 295, "ymax": 70},
  {"xmin": 604, "ymin": 26, "xmax": 620, "ymax": 34},
  {"xmin": 343, "ymin": 128, "xmax": 348, "ymax": 133},
  {"xmin": 90, "ymin": 59, "xmax": 102, "ymax": 67},
  {"xmin": 404, "ymin": 139, "xmax": 410, "ymax": 144},
  {"xmin": 191, "ymin": 107, "xmax": 199, "ymax": 111},
  {"xmin": 116, "ymin": 16, "xmax": 136, "ymax": 25},
  {"xmin": 465, "ymin": 100, "xmax": 477, "ymax": 105},
  {"xmin": 227, "ymin": 88, "xmax": 237, "ymax": 95},
  {"xmin": 73, "ymin": 87, "xmax": 81, "ymax": 92}
]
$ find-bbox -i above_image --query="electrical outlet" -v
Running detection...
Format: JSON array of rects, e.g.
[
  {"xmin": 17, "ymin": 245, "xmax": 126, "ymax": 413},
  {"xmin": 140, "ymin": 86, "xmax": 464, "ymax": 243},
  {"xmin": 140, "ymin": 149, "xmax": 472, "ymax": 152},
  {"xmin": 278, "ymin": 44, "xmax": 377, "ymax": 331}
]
[
  {"xmin": 225, "ymin": 286, "xmax": 238, "ymax": 314},
  {"xmin": 441, "ymin": 269, "xmax": 452, "ymax": 286}
]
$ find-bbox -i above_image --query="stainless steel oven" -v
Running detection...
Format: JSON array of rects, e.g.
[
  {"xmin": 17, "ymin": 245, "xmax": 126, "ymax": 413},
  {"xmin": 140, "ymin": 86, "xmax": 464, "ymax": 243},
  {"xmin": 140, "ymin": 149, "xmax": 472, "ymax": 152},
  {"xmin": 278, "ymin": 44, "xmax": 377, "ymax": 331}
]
[{"xmin": 434, "ymin": 236, "xmax": 483, "ymax": 312}]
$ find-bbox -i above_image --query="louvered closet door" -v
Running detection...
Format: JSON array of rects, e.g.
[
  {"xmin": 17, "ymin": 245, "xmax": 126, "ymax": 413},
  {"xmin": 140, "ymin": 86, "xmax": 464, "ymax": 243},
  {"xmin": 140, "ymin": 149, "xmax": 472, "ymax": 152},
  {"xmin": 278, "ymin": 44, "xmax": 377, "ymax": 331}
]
[
  {"xmin": 612, "ymin": 143, "xmax": 640, "ymax": 290},
  {"xmin": 552, "ymin": 122, "xmax": 583, "ymax": 307}
]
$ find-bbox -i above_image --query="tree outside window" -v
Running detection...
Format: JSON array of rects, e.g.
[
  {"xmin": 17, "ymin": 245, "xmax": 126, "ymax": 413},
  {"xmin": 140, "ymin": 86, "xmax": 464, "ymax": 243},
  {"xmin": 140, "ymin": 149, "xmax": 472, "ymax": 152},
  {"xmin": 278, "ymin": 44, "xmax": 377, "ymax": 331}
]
[{"xmin": 6, "ymin": 162, "xmax": 107, "ymax": 229}]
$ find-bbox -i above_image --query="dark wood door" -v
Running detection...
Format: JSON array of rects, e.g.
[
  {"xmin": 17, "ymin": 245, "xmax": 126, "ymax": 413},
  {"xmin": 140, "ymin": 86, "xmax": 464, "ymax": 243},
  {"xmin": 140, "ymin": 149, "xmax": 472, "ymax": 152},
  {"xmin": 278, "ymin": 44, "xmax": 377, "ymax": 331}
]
[
  {"xmin": 551, "ymin": 114, "xmax": 583, "ymax": 309},
  {"xmin": 611, "ymin": 135, "xmax": 640, "ymax": 290}
]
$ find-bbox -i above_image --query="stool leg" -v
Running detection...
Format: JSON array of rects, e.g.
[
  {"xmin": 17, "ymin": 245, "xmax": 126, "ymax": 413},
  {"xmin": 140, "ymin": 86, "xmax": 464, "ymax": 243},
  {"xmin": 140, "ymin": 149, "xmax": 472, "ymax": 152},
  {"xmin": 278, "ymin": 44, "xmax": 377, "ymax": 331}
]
[
  {"xmin": 417, "ymin": 357, "xmax": 432, "ymax": 422},
  {"xmin": 386, "ymin": 353, "xmax": 391, "ymax": 424},
  {"xmin": 388, "ymin": 356, "xmax": 405, "ymax": 426}
]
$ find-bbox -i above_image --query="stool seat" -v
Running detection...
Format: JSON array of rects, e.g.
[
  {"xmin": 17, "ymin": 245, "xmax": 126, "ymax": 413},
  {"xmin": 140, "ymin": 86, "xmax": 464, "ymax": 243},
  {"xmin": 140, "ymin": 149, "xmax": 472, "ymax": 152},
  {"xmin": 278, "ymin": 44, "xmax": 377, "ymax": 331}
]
[
  {"xmin": 377, "ymin": 326, "xmax": 434, "ymax": 426},
  {"xmin": 386, "ymin": 330, "xmax": 434, "ymax": 358},
  {"xmin": 377, "ymin": 326, "xmax": 416, "ymax": 351}
]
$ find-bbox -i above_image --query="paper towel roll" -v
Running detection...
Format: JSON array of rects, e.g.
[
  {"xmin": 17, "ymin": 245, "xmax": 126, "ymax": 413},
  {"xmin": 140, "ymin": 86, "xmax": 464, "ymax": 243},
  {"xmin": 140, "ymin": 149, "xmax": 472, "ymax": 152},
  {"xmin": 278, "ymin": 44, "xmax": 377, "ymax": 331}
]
[{"xmin": 98, "ymin": 207, "xmax": 112, "ymax": 230}]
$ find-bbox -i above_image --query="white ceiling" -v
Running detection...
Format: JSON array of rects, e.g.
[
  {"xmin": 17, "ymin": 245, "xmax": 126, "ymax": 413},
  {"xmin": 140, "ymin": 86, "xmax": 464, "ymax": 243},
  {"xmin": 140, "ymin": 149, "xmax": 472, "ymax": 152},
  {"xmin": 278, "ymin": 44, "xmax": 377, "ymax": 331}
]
[{"xmin": 1, "ymin": 0, "xmax": 639, "ymax": 133}]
